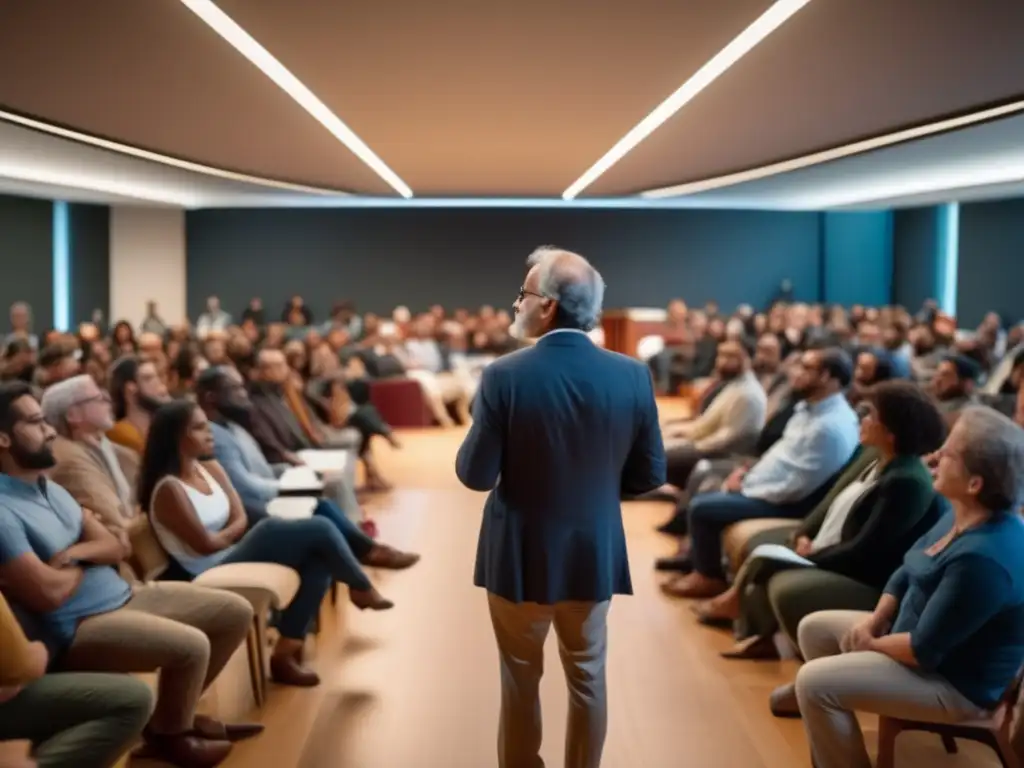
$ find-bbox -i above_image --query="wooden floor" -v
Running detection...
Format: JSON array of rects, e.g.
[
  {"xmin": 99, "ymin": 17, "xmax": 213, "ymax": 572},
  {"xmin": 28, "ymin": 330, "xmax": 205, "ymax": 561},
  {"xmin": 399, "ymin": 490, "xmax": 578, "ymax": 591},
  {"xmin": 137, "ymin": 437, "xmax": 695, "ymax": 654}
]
[{"xmin": 215, "ymin": 410, "xmax": 1000, "ymax": 768}]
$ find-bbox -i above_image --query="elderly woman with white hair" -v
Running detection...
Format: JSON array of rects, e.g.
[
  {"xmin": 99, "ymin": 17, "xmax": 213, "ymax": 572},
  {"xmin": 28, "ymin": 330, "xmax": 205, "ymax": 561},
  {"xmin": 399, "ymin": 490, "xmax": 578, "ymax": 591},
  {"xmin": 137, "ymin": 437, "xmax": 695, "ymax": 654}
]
[{"xmin": 794, "ymin": 406, "xmax": 1024, "ymax": 768}]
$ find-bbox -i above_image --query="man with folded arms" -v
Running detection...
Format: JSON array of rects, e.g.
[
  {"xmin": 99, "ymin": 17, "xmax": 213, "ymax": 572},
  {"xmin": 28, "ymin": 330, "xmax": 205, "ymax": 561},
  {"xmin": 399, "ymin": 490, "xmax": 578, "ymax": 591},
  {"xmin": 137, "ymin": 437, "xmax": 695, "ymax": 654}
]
[{"xmin": 42, "ymin": 375, "xmax": 139, "ymax": 532}]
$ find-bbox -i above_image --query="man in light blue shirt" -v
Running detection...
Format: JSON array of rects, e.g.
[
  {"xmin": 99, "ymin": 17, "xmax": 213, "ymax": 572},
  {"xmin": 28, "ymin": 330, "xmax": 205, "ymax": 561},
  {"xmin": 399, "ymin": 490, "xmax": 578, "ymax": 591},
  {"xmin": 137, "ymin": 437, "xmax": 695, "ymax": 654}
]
[{"xmin": 664, "ymin": 348, "xmax": 859, "ymax": 599}]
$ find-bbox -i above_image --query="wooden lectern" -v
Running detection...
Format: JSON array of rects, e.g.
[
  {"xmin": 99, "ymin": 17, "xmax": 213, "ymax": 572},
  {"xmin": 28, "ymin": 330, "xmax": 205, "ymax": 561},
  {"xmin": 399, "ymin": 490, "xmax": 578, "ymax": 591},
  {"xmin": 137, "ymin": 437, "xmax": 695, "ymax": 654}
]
[{"xmin": 601, "ymin": 308, "xmax": 668, "ymax": 358}]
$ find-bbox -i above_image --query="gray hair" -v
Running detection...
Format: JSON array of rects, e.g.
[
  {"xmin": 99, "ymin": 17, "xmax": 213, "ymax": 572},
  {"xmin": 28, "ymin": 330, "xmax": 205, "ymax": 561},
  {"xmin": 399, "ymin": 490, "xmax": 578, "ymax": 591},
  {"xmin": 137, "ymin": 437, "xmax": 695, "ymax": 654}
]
[
  {"xmin": 526, "ymin": 246, "xmax": 605, "ymax": 332},
  {"xmin": 40, "ymin": 374, "xmax": 96, "ymax": 437},
  {"xmin": 956, "ymin": 406, "xmax": 1024, "ymax": 512}
]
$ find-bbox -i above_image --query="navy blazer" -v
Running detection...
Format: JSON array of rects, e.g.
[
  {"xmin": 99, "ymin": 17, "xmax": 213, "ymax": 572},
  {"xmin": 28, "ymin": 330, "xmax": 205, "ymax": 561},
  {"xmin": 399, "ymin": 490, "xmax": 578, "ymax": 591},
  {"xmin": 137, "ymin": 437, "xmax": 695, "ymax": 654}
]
[{"xmin": 456, "ymin": 329, "xmax": 666, "ymax": 605}]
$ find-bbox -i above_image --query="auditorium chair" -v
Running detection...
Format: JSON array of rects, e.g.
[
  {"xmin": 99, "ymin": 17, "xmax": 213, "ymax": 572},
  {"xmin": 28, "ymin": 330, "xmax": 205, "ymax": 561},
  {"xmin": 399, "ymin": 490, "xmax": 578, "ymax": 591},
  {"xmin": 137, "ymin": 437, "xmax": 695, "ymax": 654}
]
[
  {"xmin": 369, "ymin": 377, "xmax": 434, "ymax": 427},
  {"xmin": 125, "ymin": 516, "xmax": 300, "ymax": 707},
  {"xmin": 876, "ymin": 666, "xmax": 1024, "ymax": 768}
]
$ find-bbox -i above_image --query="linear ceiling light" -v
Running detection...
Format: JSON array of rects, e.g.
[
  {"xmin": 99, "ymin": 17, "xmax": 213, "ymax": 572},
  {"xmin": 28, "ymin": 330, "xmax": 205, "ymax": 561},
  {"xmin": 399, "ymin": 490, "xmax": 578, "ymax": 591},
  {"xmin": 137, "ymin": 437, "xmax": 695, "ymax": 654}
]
[
  {"xmin": 0, "ymin": 161, "xmax": 198, "ymax": 206},
  {"xmin": 0, "ymin": 110, "xmax": 348, "ymax": 197},
  {"xmin": 178, "ymin": 0, "xmax": 412, "ymax": 198},
  {"xmin": 642, "ymin": 99, "xmax": 1024, "ymax": 200},
  {"xmin": 562, "ymin": 0, "xmax": 814, "ymax": 200}
]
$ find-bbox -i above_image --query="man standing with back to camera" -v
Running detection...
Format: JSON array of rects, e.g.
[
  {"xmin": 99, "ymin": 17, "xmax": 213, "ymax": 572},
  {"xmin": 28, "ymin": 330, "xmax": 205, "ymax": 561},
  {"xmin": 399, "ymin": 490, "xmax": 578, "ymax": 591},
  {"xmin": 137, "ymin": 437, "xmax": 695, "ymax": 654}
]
[{"xmin": 456, "ymin": 247, "xmax": 666, "ymax": 768}]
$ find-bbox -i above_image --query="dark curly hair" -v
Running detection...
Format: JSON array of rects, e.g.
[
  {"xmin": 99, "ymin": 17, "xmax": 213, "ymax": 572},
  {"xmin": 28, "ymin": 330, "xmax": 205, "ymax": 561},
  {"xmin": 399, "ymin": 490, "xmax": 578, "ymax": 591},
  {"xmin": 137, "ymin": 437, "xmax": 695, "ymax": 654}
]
[{"xmin": 863, "ymin": 379, "xmax": 947, "ymax": 456}]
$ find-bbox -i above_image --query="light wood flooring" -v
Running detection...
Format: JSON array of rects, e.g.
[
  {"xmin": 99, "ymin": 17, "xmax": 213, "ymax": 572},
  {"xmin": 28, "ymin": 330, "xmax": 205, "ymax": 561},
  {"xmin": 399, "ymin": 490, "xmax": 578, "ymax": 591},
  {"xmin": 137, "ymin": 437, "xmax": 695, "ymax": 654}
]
[{"xmin": 211, "ymin": 408, "xmax": 999, "ymax": 768}]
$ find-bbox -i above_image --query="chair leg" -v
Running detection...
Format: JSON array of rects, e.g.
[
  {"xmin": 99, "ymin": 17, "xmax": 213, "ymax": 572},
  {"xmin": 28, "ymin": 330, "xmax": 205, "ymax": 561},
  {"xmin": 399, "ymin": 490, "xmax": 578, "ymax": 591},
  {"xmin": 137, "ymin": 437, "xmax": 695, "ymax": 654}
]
[
  {"xmin": 255, "ymin": 614, "xmax": 270, "ymax": 703},
  {"xmin": 992, "ymin": 730, "xmax": 1020, "ymax": 768},
  {"xmin": 245, "ymin": 621, "xmax": 265, "ymax": 707},
  {"xmin": 875, "ymin": 718, "xmax": 900, "ymax": 768},
  {"xmin": 941, "ymin": 734, "xmax": 959, "ymax": 754}
]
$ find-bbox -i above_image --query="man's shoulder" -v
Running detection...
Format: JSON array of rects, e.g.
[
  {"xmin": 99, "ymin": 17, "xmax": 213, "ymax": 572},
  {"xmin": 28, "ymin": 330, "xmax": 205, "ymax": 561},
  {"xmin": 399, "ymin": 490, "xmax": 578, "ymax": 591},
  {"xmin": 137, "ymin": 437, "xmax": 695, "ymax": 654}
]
[{"xmin": 50, "ymin": 436, "xmax": 88, "ymax": 465}]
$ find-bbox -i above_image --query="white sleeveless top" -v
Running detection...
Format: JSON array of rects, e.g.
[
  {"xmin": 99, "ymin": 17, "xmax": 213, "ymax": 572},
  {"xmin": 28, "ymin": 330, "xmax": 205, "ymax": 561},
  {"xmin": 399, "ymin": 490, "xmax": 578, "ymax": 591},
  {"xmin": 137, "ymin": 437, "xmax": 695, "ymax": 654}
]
[{"xmin": 150, "ymin": 464, "xmax": 233, "ymax": 576}]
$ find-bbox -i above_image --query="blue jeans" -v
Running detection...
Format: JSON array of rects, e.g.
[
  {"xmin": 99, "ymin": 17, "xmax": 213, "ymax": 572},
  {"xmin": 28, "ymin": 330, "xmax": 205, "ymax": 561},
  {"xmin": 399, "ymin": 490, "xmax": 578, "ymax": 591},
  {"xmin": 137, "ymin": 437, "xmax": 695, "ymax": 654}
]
[
  {"xmin": 220, "ymin": 499, "xmax": 375, "ymax": 638},
  {"xmin": 688, "ymin": 492, "xmax": 808, "ymax": 580}
]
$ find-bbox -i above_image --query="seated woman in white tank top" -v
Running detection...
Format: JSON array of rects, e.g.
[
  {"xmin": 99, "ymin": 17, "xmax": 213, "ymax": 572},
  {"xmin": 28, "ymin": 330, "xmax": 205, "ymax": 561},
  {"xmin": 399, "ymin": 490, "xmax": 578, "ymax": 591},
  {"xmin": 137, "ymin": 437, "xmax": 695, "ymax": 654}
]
[{"xmin": 139, "ymin": 400, "xmax": 416, "ymax": 688}]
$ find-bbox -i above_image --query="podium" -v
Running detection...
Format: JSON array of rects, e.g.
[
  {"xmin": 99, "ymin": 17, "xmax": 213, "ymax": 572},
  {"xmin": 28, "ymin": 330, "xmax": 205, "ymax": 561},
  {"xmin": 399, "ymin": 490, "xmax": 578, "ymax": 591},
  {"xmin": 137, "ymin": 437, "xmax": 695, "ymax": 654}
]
[{"xmin": 601, "ymin": 308, "xmax": 668, "ymax": 358}]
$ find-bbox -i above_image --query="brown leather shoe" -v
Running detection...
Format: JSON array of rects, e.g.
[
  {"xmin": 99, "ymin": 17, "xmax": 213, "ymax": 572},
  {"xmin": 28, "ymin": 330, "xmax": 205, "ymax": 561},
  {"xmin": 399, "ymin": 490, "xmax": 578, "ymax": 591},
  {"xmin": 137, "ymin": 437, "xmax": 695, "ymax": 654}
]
[
  {"xmin": 720, "ymin": 634, "xmax": 780, "ymax": 661},
  {"xmin": 769, "ymin": 682, "xmax": 801, "ymax": 718},
  {"xmin": 350, "ymin": 587, "xmax": 395, "ymax": 611},
  {"xmin": 362, "ymin": 545, "xmax": 420, "ymax": 570},
  {"xmin": 141, "ymin": 732, "xmax": 233, "ymax": 767},
  {"xmin": 269, "ymin": 654, "xmax": 321, "ymax": 687},
  {"xmin": 193, "ymin": 714, "xmax": 265, "ymax": 742}
]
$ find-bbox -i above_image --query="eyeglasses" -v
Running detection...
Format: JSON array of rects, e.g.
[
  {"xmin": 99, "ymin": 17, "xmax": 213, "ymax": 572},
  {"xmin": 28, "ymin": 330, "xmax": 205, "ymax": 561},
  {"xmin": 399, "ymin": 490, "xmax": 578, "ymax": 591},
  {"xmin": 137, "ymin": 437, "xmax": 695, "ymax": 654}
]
[{"xmin": 517, "ymin": 286, "xmax": 547, "ymax": 303}]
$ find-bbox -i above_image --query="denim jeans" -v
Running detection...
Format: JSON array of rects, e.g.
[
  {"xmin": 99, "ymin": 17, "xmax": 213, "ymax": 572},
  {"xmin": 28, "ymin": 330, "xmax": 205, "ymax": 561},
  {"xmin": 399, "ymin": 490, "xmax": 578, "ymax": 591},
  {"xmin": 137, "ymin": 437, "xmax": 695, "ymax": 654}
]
[
  {"xmin": 220, "ymin": 499, "xmax": 375, "ymax": 638},
  {"xmin": 688, "ymin": 492, "xmax": 808, "ymax": 580}
]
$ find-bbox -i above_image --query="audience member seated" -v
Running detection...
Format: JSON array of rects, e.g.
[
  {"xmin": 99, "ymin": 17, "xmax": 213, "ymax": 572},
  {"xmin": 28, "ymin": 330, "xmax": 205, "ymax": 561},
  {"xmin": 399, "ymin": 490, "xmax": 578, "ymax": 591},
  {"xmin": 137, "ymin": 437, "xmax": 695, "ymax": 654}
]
[
  {"xmin": 139, "ymin": 400, "xmax": 414, "ymax": 687},
  {"xmin": 0, "ymin": 382, "xmax": 256, "ymax": 768},
  {"xmin": 661, "ymin": 348, "xmax": 859, "ymax": 598},
  {"xmin": 106, "ymin": 356, "xmax": 170, "ymax": 455},
  {"xmin": 659, "ymin": 340, "xmax": 766, "ymax": 496},
  {"xmin": 395, "ymin": 314, "xmax": 472, "ymax": 427},
  {"xmin": 846, "ymin": 347, "xmax": 894, "ymax": 406},
  {"xmin": 0, "ymin": 590, "xmax": 153, "ymax": 768},
  {"xmin": 1, "ymin": 339, "xmax": 36, "ymax": 384},
  {"xmin": 4, "ymin": 302, "xmax": 39, "ymax": 351},
  {"xmin": 247, "ymin": 349, "xmax": 366, "ymax": 521},
  {"xmin": 693, "ymin": 381, "xmax": 948, "ymax": 662},
  {"xmin": 41, "ymin": 376, "xmax": 139, "ymax": 533},
  {"xmin": 931, "ymin": 354, "xmax": 980, "ymax": 425},
  {"xmin": 311, "ymin": 374, "xmax": 398, "ymax": 491},
  {"xmin": 195, "ymin": 297, "xmax": 231, "ymax": 340},
  {"xmin": 34, "ymin": 344, "xmax": 80, "ymax": 390},
  {"xmin": 753, "ymin": 333, "xmax": 790, "ymax": 418},
  {"xmin": 196, "ymin": 368, "xmax": 412, "ymax": 549},
  {"xmin": 794, "ymin": 406, "xmax": 1024, "ymax": 768}
]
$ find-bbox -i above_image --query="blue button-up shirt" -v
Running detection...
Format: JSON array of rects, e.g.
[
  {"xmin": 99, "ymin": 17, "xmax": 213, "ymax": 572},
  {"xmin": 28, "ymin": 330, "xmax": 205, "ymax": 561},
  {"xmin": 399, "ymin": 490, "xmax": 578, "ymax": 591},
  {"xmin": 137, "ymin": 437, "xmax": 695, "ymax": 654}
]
[
  {"xmin": 741, "ymin": 392, "xmax": 859, "ymax": 504},
  {"xmin": 0, "ymin": 474, "xmax": 132, "ymax": 645},
  {"xmin": 210, "ymin": 421, "xmax": 281, "ymax": 515}
]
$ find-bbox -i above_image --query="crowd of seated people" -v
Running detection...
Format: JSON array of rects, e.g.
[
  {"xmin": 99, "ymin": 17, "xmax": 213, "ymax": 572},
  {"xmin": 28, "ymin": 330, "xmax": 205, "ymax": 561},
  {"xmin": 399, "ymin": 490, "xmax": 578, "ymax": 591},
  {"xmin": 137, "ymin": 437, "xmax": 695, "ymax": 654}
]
[
  {"xmin": 2, "ymin": 294, "xmax": 529, "ymax": 767},
  {"xmin": 2, "ymin": 292, "xmax": 1022, "ymax": 767},
  {"xmin": 641, "ymin": 296, "xmax": 1024, "ymax": 766}
]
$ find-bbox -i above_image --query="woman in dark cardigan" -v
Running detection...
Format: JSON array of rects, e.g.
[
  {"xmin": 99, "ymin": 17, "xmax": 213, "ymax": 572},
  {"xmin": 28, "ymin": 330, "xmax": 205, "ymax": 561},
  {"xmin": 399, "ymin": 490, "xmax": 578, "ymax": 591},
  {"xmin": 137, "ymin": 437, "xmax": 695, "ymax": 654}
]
[{"xmin": 692, "ymin": 380, "xmax": 948, "ymax": 660}]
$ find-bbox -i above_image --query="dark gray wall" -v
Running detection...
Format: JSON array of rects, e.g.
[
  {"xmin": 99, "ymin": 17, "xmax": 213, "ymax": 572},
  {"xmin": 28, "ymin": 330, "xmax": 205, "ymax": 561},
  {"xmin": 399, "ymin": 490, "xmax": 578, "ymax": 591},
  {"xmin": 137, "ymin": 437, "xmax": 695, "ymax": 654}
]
[
  {"xmin": 957, "ymin": 197, "xmax": 1024, "ymax": 327},
  {"xmin": 0, "ymin": 194, "xmax": 53, "ymax": 332},
  {"xmin": 186, "ymin": 208, "xmax": 823, "ymax": 320},
  {"xmin": 892, "ymin": 206, "xmax": 940, "ymax": 312},
  {"xmin": 69, "ymin": 203, "xmax": 110, "ymax": 324}
]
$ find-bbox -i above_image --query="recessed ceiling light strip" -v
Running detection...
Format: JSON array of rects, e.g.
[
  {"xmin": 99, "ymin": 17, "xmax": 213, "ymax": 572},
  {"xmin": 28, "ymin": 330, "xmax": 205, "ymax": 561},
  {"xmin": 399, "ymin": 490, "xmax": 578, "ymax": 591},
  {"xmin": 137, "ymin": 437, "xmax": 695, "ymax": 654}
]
[
  {"xmin": 178, "ymin": 0, "xmax": 413, "ymax": 198},
  {"xmin": 562, "ymin": 0, "xmax": 814, "ymax": 200},
  {"xmin": 641, "ymin": 99, "xmax": 1024, "ymax": 199},
  {"xmin": 0, "ymin": 109, "xmax": 344, "ymax": 196}
]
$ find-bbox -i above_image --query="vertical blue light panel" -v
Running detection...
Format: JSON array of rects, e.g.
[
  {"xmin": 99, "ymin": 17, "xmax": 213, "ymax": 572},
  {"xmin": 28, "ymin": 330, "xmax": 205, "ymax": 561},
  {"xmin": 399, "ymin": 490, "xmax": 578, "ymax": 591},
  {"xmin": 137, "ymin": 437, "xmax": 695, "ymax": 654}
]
[
  {"xmin": 936, "ymin": 202, "xmax": 960, "ymax": 317},
  {"xmin": 52, "ymin": 201, "xmax": 71, "ymax": 331}
]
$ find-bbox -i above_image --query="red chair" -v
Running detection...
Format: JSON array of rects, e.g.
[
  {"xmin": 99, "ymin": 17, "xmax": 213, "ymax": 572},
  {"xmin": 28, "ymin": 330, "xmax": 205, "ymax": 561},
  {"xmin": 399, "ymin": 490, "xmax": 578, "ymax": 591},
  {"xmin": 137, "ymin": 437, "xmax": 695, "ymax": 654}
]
[
  {"xmin": 875, "ymin": 667, "xmax": 1024, "ymax": 768},
  {"xmin": 369, "ymin": 378, "xmax": 434, "ymax": 428}
]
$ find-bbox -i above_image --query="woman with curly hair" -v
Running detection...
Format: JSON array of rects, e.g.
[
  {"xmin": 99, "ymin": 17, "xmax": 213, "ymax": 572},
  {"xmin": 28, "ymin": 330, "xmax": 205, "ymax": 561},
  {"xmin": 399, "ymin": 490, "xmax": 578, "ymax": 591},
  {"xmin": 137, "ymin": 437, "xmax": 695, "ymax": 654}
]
[{"xmin": 693, "ymin": 380, "xmax": 949, "ymax": 661}]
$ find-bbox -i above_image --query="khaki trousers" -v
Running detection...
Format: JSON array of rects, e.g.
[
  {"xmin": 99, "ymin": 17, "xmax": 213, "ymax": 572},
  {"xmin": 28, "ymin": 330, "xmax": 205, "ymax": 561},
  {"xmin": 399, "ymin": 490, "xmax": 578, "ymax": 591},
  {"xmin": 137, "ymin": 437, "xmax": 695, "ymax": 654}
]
[
  {"xmin": 60, "ymin": 582, "xmax": 253, "ymax": 734},
  {"xmin": 795, "ymin": 610, "xmax": 987, "ymax": 768},
  {"xmin": 487, "ymin": 593, "xmax": 610, "ymax": 768}
]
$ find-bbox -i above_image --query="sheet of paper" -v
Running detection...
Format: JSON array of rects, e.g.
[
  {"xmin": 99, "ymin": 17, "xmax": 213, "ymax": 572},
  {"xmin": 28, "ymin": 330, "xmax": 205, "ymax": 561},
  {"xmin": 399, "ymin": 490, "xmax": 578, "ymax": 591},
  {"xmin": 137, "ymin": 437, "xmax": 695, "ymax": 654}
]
[
  {"xmin": 746, "ymin": 543, "xmax": 815, "ymax": 567},
  {"xmin": 278, "ymin": 466, "xmax": 324, "ymax": 492},
  {"xmin": 297, "ymin": 449, "xmax": 351, "ymax": 477},
  {"xmin": 268, "ymin": 496, "xmax": 319, "ymax": 520}
]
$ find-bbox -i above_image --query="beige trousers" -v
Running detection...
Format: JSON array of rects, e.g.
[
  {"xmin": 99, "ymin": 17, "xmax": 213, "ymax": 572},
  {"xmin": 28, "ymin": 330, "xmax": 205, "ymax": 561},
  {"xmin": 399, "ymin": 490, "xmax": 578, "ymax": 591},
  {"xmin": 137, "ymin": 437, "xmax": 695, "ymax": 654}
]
[
  {"xmin": 487, "ymin": 593, "xmax": 610, "ymax": 768},
  {"xmin": 795, "ymin": 610, "xmax": 987, "ymax": 768},
  {"xmin": 60, "ymin": 582, "xmax": 253, "ymax": 734}
]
